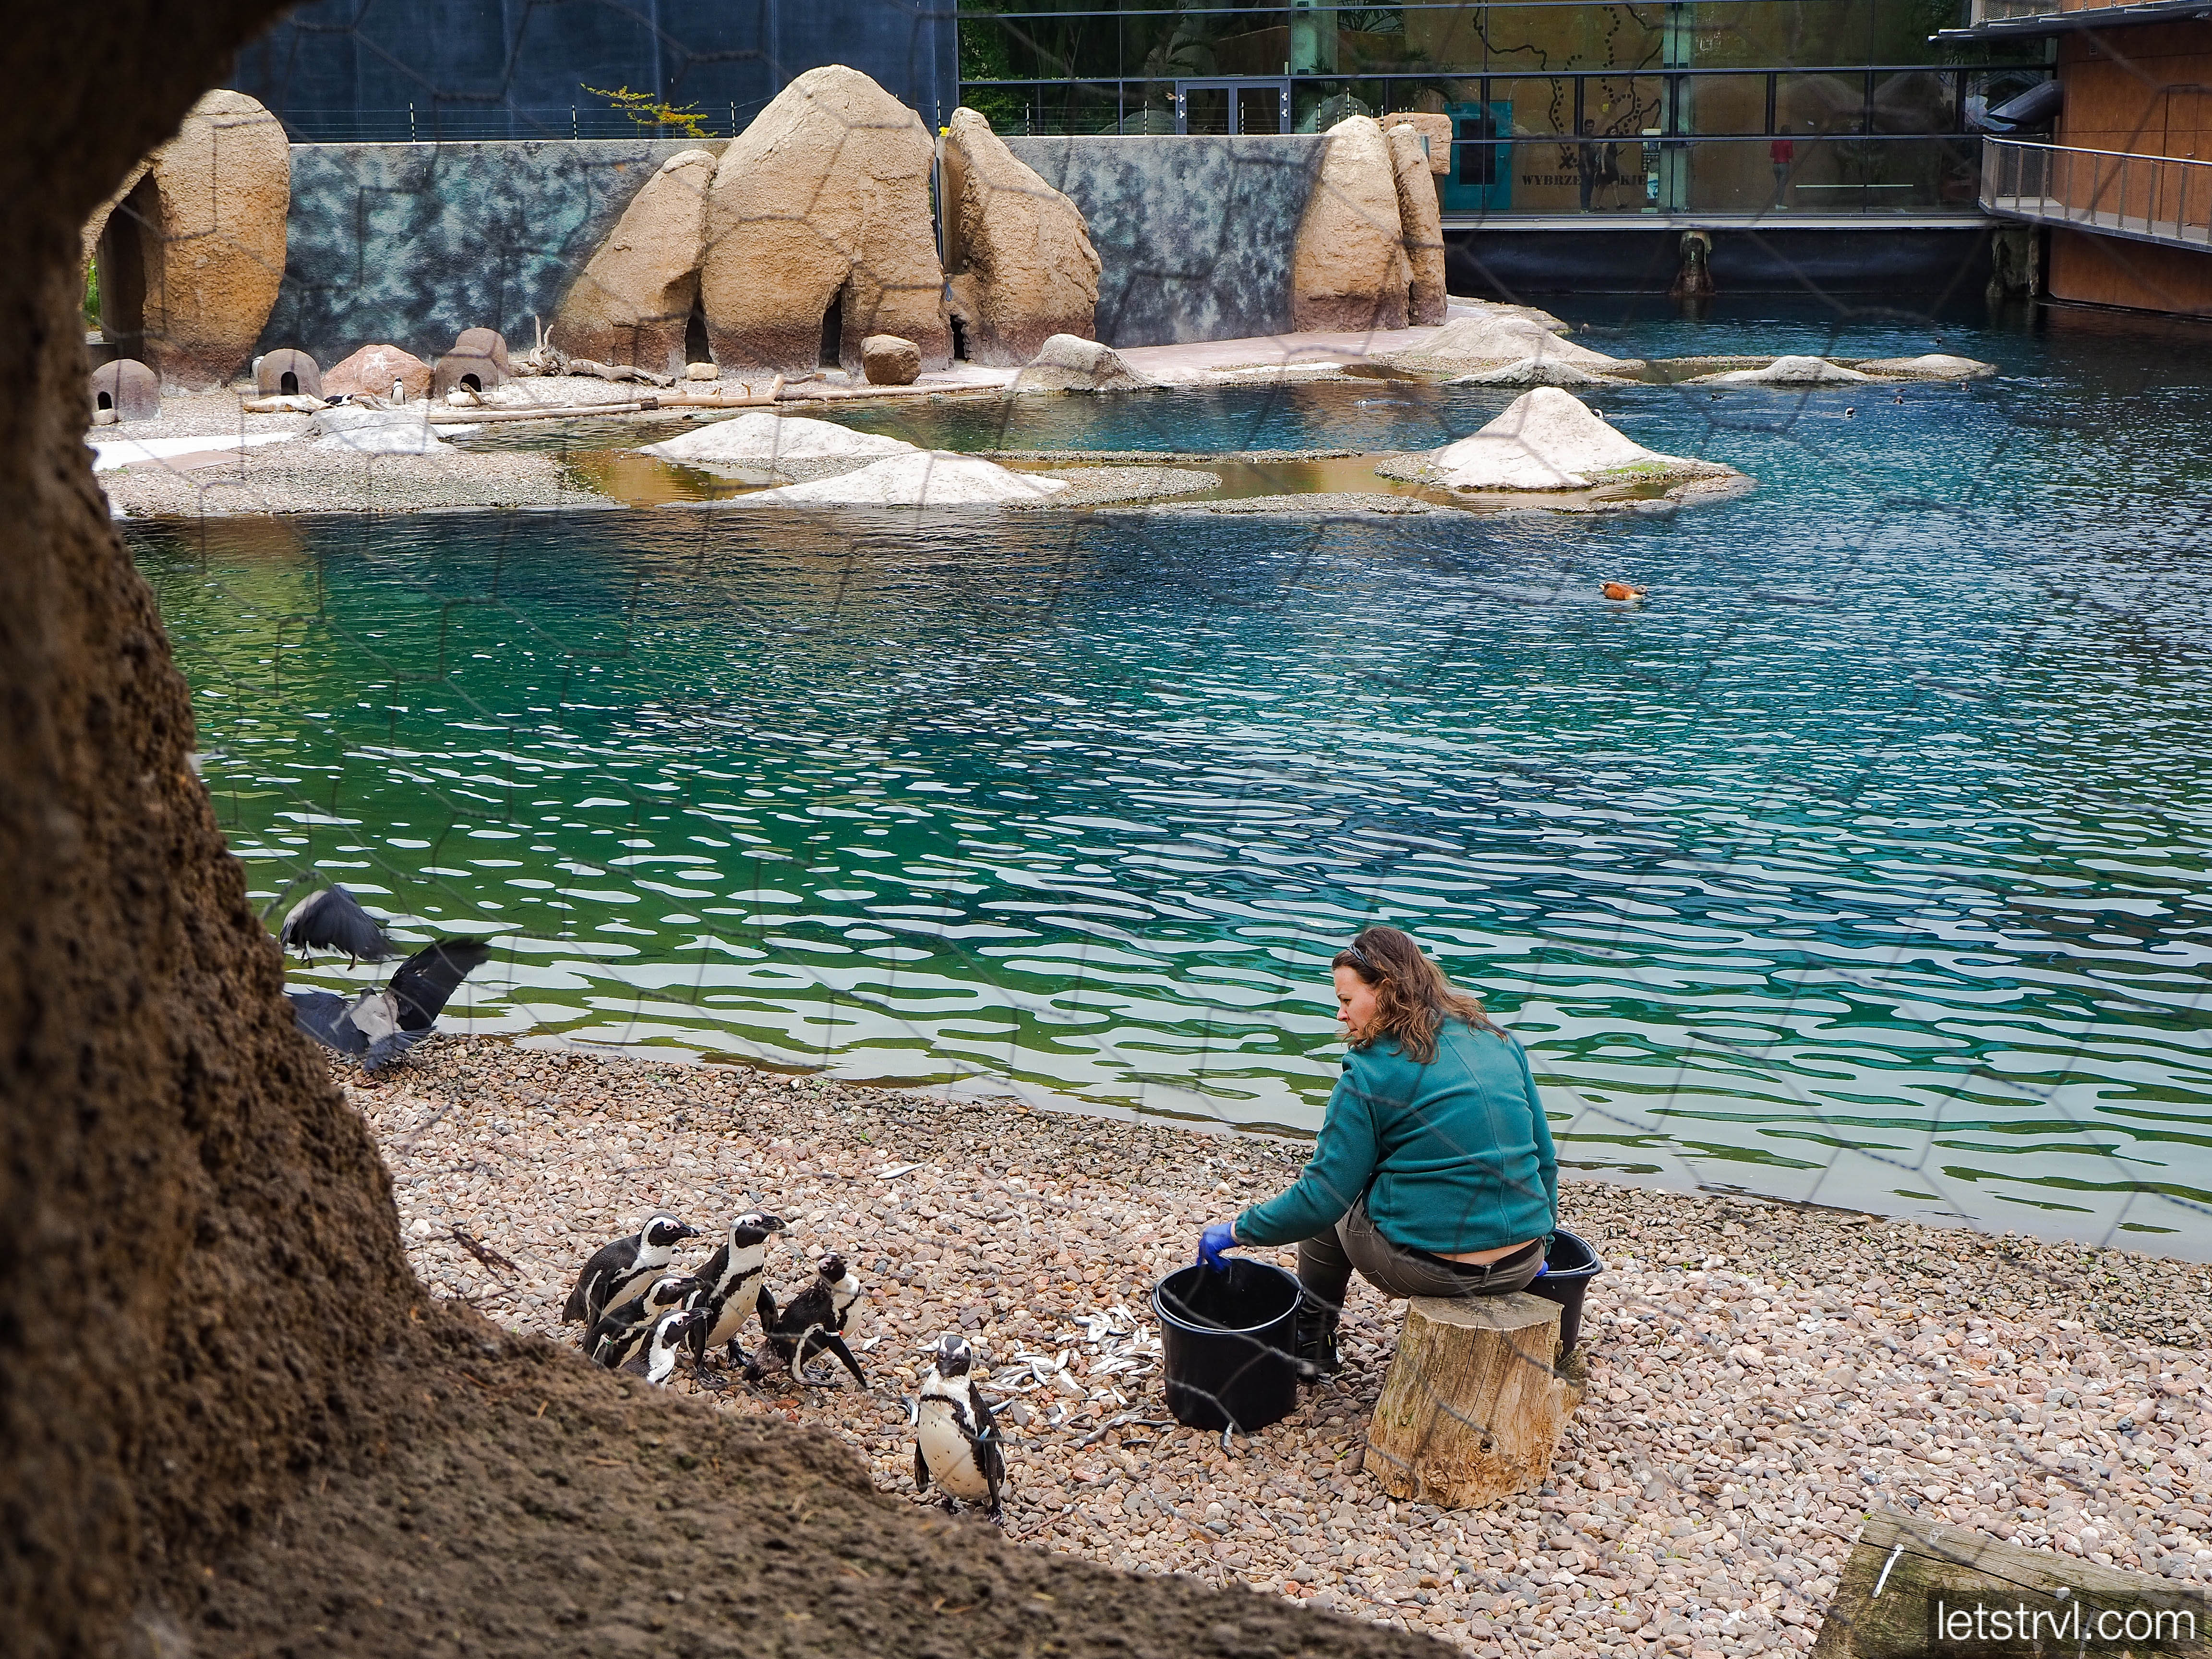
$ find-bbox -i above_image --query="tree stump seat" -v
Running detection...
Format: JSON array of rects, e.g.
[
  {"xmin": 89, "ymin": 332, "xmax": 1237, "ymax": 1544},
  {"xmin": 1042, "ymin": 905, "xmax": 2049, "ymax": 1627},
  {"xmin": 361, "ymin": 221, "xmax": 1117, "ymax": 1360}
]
[{"xmin": 1364, "ymin": 1291, "xmax": 1577, "ymax": 1509}]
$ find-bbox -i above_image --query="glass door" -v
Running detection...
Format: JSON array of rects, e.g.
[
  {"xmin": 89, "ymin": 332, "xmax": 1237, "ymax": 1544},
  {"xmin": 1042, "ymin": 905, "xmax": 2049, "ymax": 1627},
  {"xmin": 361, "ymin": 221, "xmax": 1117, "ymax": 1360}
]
[{"xmin": 1176, "ymin": 80, "xmax": 1291, "ymax": 136}]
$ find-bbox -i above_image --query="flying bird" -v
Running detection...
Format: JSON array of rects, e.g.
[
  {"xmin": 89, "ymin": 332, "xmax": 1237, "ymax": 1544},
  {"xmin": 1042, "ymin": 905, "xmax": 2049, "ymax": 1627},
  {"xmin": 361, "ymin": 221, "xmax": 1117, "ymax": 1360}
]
[
  {"xmin": 287, "ymin": 937, "xmax": 493, "ymax": 1073},
  {"xmin": 279, "ymin": 884, "xmax": 395, "ymax": 963}
]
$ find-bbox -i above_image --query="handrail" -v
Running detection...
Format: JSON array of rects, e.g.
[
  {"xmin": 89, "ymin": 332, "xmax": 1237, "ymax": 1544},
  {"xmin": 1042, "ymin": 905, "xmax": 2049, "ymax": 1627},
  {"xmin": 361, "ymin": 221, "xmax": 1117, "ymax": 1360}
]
[{"xmin": 1981, "ymin": 134, "xmax": 2212, "ymax": 250}]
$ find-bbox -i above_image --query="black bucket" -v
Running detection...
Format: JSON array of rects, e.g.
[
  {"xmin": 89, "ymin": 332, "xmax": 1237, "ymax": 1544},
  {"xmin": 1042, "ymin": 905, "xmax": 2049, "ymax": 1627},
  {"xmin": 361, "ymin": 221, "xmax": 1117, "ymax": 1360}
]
[
  {"xmin": 1524, "ymin": 1227, "xmax": 1601, "ymax": 1357},
  {"xmin": 1152, "ymin": 1259, "xmax": 1303, "ymax": 1433}
]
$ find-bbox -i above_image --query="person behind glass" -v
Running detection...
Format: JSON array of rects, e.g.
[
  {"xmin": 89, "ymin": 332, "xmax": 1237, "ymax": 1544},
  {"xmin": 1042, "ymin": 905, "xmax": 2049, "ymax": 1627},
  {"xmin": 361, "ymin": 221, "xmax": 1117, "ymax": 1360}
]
[
  {"xmin": 1576, "ymin": 119, "xmax": 1600, "ymax": 211},
  {"xmin": 1195, "ymin": 926, "xmax": 1557, "ymax": 1376}
]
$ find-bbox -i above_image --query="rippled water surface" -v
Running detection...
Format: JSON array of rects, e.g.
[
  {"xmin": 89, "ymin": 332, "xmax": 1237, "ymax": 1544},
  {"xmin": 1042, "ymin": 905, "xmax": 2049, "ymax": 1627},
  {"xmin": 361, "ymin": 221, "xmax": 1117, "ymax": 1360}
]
[{"xmin": 131, "ymin": 301, "xmax": 2212, "ymax": 1251}]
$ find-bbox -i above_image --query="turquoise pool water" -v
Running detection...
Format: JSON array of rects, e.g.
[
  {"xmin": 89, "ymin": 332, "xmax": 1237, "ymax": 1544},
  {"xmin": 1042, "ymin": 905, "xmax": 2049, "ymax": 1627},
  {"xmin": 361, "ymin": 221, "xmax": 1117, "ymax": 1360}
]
[{"xmin": 130, "ymin": 301, "xmax": 2212, "ymax": 1252}]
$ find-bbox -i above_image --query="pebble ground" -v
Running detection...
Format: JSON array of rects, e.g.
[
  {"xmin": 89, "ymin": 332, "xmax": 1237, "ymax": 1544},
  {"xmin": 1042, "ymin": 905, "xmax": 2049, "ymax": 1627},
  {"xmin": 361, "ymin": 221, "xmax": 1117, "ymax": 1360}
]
[{"xmin": 357, "ymin": 1039, "xmax": 2212, "ymax": 1657}]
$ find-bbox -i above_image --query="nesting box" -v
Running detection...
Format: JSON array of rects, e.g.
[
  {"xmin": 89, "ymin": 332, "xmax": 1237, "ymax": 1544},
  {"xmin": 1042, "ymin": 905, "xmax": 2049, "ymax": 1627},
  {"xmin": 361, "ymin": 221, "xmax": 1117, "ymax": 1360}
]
[
  {"xmin": 90, "ymin": 358, "xmax": 160, "ymax": 424},
  {"xmin": 255, "ymin": 347, "xmax": 323, "ymax": 399},
  {"xmin": 432, "ymin": 327, "xmax": 511, "ymax": 397}
]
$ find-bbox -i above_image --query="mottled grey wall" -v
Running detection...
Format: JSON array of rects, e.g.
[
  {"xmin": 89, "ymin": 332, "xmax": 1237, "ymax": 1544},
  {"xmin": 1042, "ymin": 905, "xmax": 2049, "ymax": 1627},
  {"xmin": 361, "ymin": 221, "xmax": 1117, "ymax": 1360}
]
[
  {"xmin": 1006, "ymin": 135, "xmax": 1326, "ymax": 349},
  {"xmin": 257, "ymin": 139, "xmax": 713, "ymax": 364}
]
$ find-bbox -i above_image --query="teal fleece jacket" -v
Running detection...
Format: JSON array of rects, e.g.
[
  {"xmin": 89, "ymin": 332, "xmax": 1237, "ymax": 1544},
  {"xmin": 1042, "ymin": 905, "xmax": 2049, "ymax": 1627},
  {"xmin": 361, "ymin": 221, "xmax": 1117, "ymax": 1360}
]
[{"xmin": 1234, "ymin": 1020, "xmax": 1558, "ymax": 1255}]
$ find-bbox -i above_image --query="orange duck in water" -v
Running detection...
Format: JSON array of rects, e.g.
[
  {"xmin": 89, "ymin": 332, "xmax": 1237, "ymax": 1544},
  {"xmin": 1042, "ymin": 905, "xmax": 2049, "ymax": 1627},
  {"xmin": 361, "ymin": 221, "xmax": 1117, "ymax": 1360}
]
[{"xmin": 1600, "ymin": 581, "xmax": 1648, "ymax": 601}]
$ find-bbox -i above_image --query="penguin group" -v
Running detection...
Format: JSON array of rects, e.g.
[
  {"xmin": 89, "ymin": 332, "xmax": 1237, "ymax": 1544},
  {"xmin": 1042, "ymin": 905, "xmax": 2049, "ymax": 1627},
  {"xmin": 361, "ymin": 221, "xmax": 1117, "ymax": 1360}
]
[{"xmin": 561, "ymin": 1209, "xmax": 873, "ymax": 1391}]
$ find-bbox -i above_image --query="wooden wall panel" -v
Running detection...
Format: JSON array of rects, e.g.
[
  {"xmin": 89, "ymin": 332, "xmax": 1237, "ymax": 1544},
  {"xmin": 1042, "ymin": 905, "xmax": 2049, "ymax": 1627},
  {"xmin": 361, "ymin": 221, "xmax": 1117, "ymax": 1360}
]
[
  {"xmin": 2047, "ymin": 224, "xmax": 2212, "ymax": 314},
  {"xmin": 2058, "ymin": 24, "xmax": 2212, "ymax": 157}
]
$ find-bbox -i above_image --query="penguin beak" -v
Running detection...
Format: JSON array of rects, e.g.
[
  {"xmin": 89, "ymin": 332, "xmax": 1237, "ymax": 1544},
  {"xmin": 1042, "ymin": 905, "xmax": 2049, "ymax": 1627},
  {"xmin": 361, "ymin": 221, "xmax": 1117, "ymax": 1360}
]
[
  {"xmin": 760, "ymin": 1214, "xmax": 785, "ymax": 1232},
  {"xmin": 676, "ymin": 1223, "xmax": 701, "ymax": 1240}
]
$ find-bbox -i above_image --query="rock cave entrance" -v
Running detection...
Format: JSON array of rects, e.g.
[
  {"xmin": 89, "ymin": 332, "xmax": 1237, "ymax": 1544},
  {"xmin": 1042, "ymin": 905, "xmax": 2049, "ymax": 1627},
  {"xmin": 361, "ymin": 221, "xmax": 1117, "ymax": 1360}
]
[
  {"xmin": 950, "ymin": 314, "xmax": 969, "ymax": 361},
  {"xmin": 278, "ymin": 369, "xmax": 298, "ymax": 394},
  {"xmin": 684, "ymin": 292, "xmax": 711, "ymax": 366},
  {"xmin": 819, "ymin": 290, "xmax": 844, "ymax": 368},
  {"xmin": 95, "ymin": 175, "xmax": 156, "ymax": 360}
]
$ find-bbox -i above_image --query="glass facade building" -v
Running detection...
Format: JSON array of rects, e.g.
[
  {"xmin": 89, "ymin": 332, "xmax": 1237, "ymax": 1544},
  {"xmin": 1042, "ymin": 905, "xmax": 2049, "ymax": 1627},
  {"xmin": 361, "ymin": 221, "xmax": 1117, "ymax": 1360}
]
[{"xmin": 958, "ymin": 0, "xmax": 2053, "ymax": 215}]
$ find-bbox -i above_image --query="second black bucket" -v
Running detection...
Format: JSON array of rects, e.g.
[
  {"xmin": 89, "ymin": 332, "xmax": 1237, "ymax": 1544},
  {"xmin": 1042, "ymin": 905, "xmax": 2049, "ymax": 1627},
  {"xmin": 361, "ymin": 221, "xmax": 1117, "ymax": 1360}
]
[
  {"xmin": 1524, "ymin": 1227, "xmax": 1602, "ymax": 1357},
  {"xmin": 1152, "ymin": 1259, "xmax": 1302, "ymax": 1433}
]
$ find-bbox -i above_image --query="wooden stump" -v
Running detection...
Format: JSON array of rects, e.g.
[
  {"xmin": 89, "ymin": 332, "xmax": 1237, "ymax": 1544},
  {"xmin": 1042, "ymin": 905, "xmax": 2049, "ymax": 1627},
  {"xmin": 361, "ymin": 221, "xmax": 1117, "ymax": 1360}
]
[{"xmin": 1365, "ymin": 1292, "xmax": 1572, "ymax": 1509}]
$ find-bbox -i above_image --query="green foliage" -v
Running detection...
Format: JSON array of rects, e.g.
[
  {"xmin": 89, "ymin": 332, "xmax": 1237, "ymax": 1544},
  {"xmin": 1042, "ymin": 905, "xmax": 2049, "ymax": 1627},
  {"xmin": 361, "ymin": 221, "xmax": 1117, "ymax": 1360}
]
[
  {"xmin": 83, "ymin": 259, "xmax": 99, "ymax": 329},
  {"xmin": 957, "ymin": 10, "xmax": 1030, "ymax": 132},
  {"xmin": 581, "ymin": 84, "xmax": 713, "ymax": 137}
]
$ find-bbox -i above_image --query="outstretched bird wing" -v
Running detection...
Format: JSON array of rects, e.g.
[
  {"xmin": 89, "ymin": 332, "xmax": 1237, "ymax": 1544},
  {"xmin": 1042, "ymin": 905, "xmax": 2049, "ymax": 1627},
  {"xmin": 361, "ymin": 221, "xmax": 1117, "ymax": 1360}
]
[
  {"xmin": 386, "ymin": 938, "xmax": 493, "ymax": 1033},
  {"xmin": 281, "ymin": 885, "xmax": 394, "ymax": 961},
  {"xmin": 289, "ymin": 991, "xmax": 369, "ymax": 1056}
]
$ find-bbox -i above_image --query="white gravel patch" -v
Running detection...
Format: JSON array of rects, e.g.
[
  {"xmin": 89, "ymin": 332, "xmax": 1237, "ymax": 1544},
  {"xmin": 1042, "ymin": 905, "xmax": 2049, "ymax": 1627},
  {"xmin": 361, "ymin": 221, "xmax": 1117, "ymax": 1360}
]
[
  {"xmin": 641, "ymin": 410, "xmax": 916, "ymax": 469},
  {"xmin": 353, "ymin": 1039, "xmax": 2212, "ymax": 1657},
  {"xmin": 723, "ymin": 449, "xmax": 1071, "ymax": 507}
]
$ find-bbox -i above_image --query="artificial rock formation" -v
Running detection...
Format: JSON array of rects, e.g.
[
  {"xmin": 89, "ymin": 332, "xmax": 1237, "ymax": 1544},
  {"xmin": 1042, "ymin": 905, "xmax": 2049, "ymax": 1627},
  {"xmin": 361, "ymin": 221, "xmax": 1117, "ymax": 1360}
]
[
  {"xmin": 699, "ymin": 65, "xmax": 949, "ymax": 375},
  {"xmin": 1387, "ymin": 125, "xmax": 1446, "ymax": 327},
  {"xmin": 552, "ymin": 147, "xmax": 717, "ymax": 376},
  {"xmin": 253, "ymin": 346, "xmax": 321, "ymax": 398},
  {"xmin": 1399, "ymin": 386, "xmax": 1729, "ymax": 492},
  {"xmin": 941, "ymin": 107, "xmax": 1101, "ymax": 365},
  {"xmin": 322, "ymin": 341, "xmax": 433, "ymax": 401},
  {"xmin": 861, "ymin": 333, "xmax": 921, "ymax": 385},
  {"xmin": 89, "ymin": 358, "xmax": 160, "ymax": 422},
  {"xmin": 86, "ymin": 88, "xmax": 290, "ymax": 388},
  {"xmin": 1291, "ymin": 115, "xmax": 1410, "ymax": 333},
  {"xmin": 1010, "ymin": 333, "xmax": 1154, "ymax": 394},
  {"xmin": 1391, "ymin": 111, "xmax": 1453, "ymax": 175}
]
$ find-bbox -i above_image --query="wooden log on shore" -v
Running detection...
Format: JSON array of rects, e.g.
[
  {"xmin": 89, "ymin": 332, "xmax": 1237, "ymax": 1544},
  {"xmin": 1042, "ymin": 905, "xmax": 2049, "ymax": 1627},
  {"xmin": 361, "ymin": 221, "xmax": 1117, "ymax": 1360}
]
[
  {"xmin": 1812, "ymin": 1509, "xmax": 2209, "ymax": 1658},
  {"xmin": 1364, "ymin": 1292, "xmax": 1572, "ymax": 1508}
]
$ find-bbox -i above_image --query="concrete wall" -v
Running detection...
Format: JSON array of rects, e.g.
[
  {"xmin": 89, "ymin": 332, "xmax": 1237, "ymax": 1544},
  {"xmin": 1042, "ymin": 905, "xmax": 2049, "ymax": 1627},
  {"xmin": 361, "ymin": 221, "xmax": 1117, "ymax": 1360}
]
[
  {"xmin": 230, "ymin": 0, "xmax": 962, "ymax": 139},
  {"xmin": 1006, "ymin": 135, "xmax": 1327, "ymax": 347},
  {"xmin": 257, "ymin": 139, "xmax": 712, "ymax": 365}
]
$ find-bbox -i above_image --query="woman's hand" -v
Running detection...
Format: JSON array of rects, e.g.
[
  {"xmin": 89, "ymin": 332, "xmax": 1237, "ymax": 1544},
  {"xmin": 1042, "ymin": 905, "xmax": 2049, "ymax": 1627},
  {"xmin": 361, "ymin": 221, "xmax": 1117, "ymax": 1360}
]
[{"xmin": 1197, "ymin": 1221, "xmax": 1239, "ymax": 1272}]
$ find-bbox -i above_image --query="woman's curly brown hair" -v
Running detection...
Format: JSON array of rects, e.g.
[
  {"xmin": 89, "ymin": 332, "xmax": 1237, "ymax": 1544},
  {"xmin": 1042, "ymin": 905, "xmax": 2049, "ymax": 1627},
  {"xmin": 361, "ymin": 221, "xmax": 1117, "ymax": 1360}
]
[{"xmin": 1333, "ymin": 925, "xmax": 1503, "ymax": 1063}]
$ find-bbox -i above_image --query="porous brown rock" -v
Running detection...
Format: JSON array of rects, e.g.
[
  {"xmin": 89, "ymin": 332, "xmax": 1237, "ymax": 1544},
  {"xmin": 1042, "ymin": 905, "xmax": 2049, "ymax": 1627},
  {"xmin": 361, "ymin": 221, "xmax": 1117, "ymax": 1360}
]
[
  {"xmin": 88, "ymin": 88, "xmax": 291, "ymax": 388},
  {"xmin": 552, "ymin": 147, "xmax": 717, "ymax": 376},
  {"xmin": 860, "ymin": 332, "xmax": 921, "ymax": 385},
  {"xmin": 1292, "ymin": 115, "xmax": 1410, "ymax": 334},
  {"xmin": 322, "ymin": 340, "xmax": 433, "ymax": 401},
  {"xmin": 1387, "ymin": 125, "xmax": 1446, "ymax": 326},
  {"xmin": 941, "ymin": 106, "xmax": 1101, "ymax": 365},
  {"xmin": 699, "ymin": 65, "xmax": 949, "ymax": 375},
  {"xmin": 5, "ymin": 15, "xmax": 1448, "ymax": 1659}
]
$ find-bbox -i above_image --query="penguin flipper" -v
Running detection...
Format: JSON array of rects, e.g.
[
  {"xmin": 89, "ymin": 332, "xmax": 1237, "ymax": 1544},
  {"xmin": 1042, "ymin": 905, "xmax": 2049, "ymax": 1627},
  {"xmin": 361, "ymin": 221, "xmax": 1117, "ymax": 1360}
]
[
  {"xmin": 818, "ymin": 1333, "xmax": 867, "ymax": 1388},
  {"xmin": 914, "ymin": 1443, "xmax": 931, "ymax": 1493}
]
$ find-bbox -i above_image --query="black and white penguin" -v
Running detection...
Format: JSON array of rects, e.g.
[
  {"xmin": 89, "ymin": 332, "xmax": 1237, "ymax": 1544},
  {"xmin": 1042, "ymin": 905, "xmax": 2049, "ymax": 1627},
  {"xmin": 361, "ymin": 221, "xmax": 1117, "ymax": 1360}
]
[
  {"xmin": 279, "ymin": 883, "xmax": 395, "ymax": 963},
  {"xmin": 586, "ymin": 1272, "xmax": 701, "ymax": 1370},
  {"xmin": 759, "ymin": 1252, "xmax": 866, "ymax": 1387},
  {"xmin": 913, "ymin": 1334, "xmax": 1006, "ymax": 1524},
  {"xmin": 562, "ymin": 1214, "xmax": 700, "ymax": 1328},
  {"xmin": 287, "ymin": 937, "xmax": 493, "ymax": 1072},
  {"xmin": 686, "ymin": 1210, "xmax": 785, "ymax": 1370},
  {"xmin": 644, "ymin": 1307, "xmax": 707, "ymax": 1387}
]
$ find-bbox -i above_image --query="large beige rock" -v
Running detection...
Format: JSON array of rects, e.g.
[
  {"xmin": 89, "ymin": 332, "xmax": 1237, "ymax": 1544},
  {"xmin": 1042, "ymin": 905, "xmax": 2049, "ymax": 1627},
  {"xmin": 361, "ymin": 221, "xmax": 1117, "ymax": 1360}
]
[
  {"xmin": 87, "ymin": 90, "xmax": 290, "ymax": 389},
  {"xmin": 861, "ymin": 333, "xmax": 921, "ymax": 385},
  {"xmin": 1010, "ymin": 334, "xmax": 1153, "ymax": 394},
  {"xmin": 726, "ymin": 450, "xmax": 1070, "ymax": 507},
  {"xmin": 1401, "ymin": 387, "xmax": 1728, "ymax": 492},
  {"xmin": 1688, "ymin": 354, "xmax": 1869, "ymax": 386},
  {"xmin": 699, "ymin": 66, "xmax": 948, "ymax": 375},
  {"xmin": 1397, "ymin": 310, "xmax": 1624, "ymax": 371},
  {"xmin": 941, "ymin": 107, "xmax": 1101, "ymax": 365},
  {"xmin": 1292, "ymin": 116, "xmax": 1410, "ymax": 334},
  {"xmin": 1388, "ymin": 125, "xmax": 1445, "ymax": 327},
  {"xmin": 553, "ymin": 148, "xmax": 717, "ymax": 376},
  {"xmin": 322, "ymin": 343, "xmax": 433, "ymax": 402},
  {"xmin": 1391, "ymin": 112, "xmax": 1453, "ymax": 175}
]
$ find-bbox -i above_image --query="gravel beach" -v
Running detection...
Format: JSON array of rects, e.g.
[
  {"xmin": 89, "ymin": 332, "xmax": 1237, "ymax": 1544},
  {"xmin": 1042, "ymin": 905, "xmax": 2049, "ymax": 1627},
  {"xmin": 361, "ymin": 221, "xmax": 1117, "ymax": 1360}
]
[{"xmin": 356, "ymin": 1038, "xmax": 2212, "ymax": 1657}]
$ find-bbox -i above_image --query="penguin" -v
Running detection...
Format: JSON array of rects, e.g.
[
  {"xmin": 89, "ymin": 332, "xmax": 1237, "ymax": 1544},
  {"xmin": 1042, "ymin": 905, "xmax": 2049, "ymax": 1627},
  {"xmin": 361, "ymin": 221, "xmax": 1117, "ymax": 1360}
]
[
  {"xmin": 562, "ymin": 1213, "xmax": 700, "ymax": 1328},
  {"xmin": 686, "ymin": 1210, "xmax": 785, "ymax": 1370},
  {"xmin": 279, "ymin": 883, "xmax": 395, "ymax": 962},
  {"xmin": 287, "ymin": 937, "xmax": 493, "ymax": 1073},
  {"xmin": 758, "ymin": 1252, "xmax": 866, "ymax": 1387},
  {"xmin": 913, "ymin": 1334, "xmax": 1006, "ymax": 1524},
  {"xmin": 586, "ymin": 1272, "xmax": 701, "ymax": 1370},
  {"xmin": 643, "ymin": 1307, "xmax": 708, "ymax": 1387}
]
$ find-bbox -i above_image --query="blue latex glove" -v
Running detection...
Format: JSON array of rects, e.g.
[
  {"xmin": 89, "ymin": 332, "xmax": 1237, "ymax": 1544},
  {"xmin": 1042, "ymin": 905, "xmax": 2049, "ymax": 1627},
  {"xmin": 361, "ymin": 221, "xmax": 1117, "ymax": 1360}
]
[{"xmin": 1198, "ymin": 1221, "xmax": 1239, "ymax": 1272}]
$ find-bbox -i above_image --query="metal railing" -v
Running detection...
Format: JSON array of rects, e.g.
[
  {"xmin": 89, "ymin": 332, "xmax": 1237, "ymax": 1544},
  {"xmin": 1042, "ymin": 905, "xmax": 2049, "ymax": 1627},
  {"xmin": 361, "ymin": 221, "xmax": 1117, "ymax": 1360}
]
[
  {"xmin": 1982, "ymin": 136, "xmax": 2212, "ymax": 249},
  {"xmin": 1972, "ymin": 0, "xmax": 2062, "ymax": 23}
]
